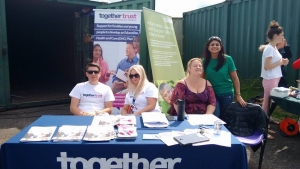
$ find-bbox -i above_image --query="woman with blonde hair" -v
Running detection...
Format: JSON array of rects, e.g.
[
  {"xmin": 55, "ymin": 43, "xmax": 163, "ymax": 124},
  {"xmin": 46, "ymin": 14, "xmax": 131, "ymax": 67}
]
[
  {"xmin": 169, "ymin": 58, "xmax": 216, "ymax": 115},
  {"xmin": 121, "ymin": 65, "xmax": 160, "ymax": 115}
]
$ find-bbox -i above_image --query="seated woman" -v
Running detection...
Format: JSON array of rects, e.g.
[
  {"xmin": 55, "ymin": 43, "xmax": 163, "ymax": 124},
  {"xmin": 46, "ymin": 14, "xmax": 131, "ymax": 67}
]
[
  {"xmin": 169, "ymin": 58, "xmax": 216, "ymax": 115},
  {"xmin": 121, "ymin": 65, "xmax": 161, "ymax": 115},
  {"xmin": 69, "ymin": 62, "xmax": 115, "ymax": 116}
]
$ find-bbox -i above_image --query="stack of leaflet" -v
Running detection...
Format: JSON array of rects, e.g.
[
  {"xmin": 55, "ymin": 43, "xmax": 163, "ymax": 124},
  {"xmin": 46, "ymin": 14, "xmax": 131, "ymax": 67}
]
[
  {"xmin": 83, "ymin": 126, "xmax": 116, "ymax": 141},
  {"xmin": 141, "ymin": 112, "xmax": 169, "ymax": 128},
  {"xmin": 20, "ymin": 126, "xmax": 57, "ymax": 142},
  {"xmin": 118, "ymin": 115, "xmax": 136, "ymax": 127},
  {"xmin": 52, "ymin": 125, "xmax": 87, "ymax": 142},
  {"xmin": 116, "ymin": 115, "xmax": 137, "ymax": 139},
  {"xmin": 116, "ymin": 125, "xmax": 137, "ymax": 139}
]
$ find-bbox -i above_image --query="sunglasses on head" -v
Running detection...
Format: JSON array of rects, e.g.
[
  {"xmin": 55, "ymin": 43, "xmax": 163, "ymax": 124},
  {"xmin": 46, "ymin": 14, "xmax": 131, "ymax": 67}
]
[
  {"xmin": 129, "ymin": 73, "xmax": 140, "ymax": 79},
  {"xmin": 86, "ymin": 70, "xmax": 100, "ymax": 74},
  {"xmin": 208, "ymin": 36, "xmax": 221, "ymax": 41}
]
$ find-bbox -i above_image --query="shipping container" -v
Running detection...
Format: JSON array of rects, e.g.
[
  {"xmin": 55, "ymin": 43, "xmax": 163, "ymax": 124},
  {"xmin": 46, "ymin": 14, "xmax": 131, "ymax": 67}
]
[
  {"xmin": 183, "ymin": 0, "xmax": 300, "ymax": 84},
  {"xmin": 0, "ymin": 0, "xmax": 155, "ymax": 111}
]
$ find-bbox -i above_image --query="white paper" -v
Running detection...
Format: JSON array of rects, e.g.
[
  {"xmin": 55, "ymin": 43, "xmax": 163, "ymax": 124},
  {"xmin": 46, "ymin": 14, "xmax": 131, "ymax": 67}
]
[
  {"xmin": 142, "ymin": 112, "xmax": 169, "ymax": 128},
  {"xmin": 187, "ymin": 114, "xmax": 226, "ymax": 126},
  {"xmin": 193, "ymin": 129, "xmax": 231, "ymax": 147},
  {"xmin": 116, "ymin": 69, "xmax": 128, "ymax": 82},
  {"xmin": 143, "ymin": 134, "xmax": 159, "ymax": 140}
]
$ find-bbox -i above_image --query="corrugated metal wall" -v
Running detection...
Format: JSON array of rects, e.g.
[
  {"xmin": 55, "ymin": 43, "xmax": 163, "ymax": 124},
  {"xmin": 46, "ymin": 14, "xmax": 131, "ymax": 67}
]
[
  {"xmin": 74, "ymin": 14, "xmax": 94, "ymax": 83},
  {"xmin": 0, "ymin": 0, "xmax": 10, "ymax": 111},
  {"xmin": 182, "ymin": 2, "xmax": 230, "ymax": 67},
  {"xmin": 183, "ymin": 0, "xmax": 300, "ymax": 84},
  {"xmin": 173, "ymin": 18, "xmax": 183, "ymax": 56},
  {"xmin": 97, "ymin": 0, "xmax": 155, "ymax": 81}
]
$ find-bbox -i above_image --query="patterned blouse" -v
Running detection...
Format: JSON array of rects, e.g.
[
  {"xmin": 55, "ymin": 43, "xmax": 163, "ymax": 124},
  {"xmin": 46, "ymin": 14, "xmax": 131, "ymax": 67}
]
[{"xmin": 169, "ymin": 80, "xmax": 216, "ymax": 115}]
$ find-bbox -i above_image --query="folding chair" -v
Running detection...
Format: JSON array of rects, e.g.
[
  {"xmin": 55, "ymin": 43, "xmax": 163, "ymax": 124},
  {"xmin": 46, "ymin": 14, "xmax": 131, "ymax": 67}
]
[
  {"xmin": 235, "ymin": 131, "xmax": 267, "ymax": 169},
  {"xmin": 223, "ymin": 102, "xmax": 269, "ymax": 169}
]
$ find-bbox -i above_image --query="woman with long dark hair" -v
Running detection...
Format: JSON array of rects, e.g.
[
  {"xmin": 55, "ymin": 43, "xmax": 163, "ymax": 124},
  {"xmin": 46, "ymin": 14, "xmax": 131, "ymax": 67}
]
[
  {"xmin": 93, "ymin": 44, "xmax": 111, "ymax": 84},
  {"xmin": 202, "ymin": 36, "xmax": 246, "ymax": 118}
]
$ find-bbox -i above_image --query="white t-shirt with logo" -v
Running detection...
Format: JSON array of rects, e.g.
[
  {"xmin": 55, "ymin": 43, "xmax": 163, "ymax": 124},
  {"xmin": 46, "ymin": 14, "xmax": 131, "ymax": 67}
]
[
  {"xmin": 69, "ymin": 81, "xmax": 115, "ymax": 114},
  {"xmin": 261, "ymin": 44, "xmax": 282, "ymax": 79},
  {"xmin": 125, "ymin": 82, "xmax": 160, "ymax": 113}
]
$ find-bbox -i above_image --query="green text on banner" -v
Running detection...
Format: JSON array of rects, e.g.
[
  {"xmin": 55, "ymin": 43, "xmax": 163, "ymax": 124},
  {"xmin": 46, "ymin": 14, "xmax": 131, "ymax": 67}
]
[{"xmin": 143, "ymin": 8, "xmax": 185, "ymax": 115}]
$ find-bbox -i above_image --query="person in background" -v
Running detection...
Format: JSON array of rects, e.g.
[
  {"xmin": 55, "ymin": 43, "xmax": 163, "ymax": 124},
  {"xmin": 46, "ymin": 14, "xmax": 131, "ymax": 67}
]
[
  {"xmin": 202, "ymin": 36, "xmax": 246, "ymax": 118},
  {"xmin": 260, "ymin": 21, "xmax": 289, "ymax": 139},
  {"xmin": 259, "ymin": 38, "xmax": 292, "ymax": 124},
  {"xmin": 159, "ymin": 83, "xmax": 173, "ymax": 115},
  {"xmin": 69, "ymin": 62, "xmax": 115, "ymax": 116},
  {"xmin": 92, "ymin": 44, "xmax": 113, "ymax": 84},
  {"xmin": 111, "ymin": 42, "xmax": 139, "ymax": 94},
  {"xmin": 169, "ymin": 58, "xmax": 216, "ymax": 115},
  {"xmin": 121, "ymin": 65, "xmax": 160, "ymax": 115}
]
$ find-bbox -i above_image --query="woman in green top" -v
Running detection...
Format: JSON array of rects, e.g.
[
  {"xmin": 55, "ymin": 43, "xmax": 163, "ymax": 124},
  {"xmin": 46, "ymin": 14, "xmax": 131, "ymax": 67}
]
[{"xmin": 202, "ymin": 36, "xmax": 246, "ymax": 118}]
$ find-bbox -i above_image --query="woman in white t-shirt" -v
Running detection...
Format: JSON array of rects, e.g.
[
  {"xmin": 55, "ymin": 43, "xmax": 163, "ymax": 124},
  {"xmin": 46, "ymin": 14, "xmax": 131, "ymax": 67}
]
[
  {"xmin": 261, "ymin": 21, "xmax": 289, "ymax": 139},
  {"xmin": 121, "ymin": 65, "xmax": 160, "ymax": 115}
]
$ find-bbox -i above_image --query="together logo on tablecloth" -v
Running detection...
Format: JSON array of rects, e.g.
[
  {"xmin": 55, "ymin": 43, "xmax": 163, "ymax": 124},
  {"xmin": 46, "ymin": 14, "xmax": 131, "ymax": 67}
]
[{"xmin": 57, "ymin": 152, "xmax": 182, "ymax": 169}]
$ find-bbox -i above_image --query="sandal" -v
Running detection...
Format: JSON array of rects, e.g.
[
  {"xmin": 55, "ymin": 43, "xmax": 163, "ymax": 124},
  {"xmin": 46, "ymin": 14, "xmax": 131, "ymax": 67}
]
[
  {"xmin": 269, "ymin": 118, "xmax": 280, "ymax": 125},
  {"xmin": 268, "ymin": 129, "xmax": 276, "ymax": 134},
  {"xmin": 267, "ymin": 134, "xmax": 275, "ymax": 140}
]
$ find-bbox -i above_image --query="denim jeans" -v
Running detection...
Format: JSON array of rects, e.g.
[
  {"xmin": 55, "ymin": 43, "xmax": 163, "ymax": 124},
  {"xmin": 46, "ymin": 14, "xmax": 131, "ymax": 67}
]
[{"xmin": 213, "ymin": 93, "xmax": 234, "ymax": 118}]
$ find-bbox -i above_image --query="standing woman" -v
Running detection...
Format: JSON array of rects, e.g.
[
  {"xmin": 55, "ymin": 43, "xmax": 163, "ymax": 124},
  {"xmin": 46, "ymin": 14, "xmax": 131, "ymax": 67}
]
[
  {"xmin": 169, "ymin": 58, "xmax": 216, "ymax": 115},
  {"xmin": 261, "ymin": 21, "xmax": 288, "ymax": 139},
  {"xmin": 121, "ymin": 65, "xmax": 161, "ymax": 115},
  {"xmin": 93, "ymin": 44, "xmax": 111, "ymax": 84},
  {"xmin": 202, "ymin": 36, "xmax": 246, "ymax": 118}
]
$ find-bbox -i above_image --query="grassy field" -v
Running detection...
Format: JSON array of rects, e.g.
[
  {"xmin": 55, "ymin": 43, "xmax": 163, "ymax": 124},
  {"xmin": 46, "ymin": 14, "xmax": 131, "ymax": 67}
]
[{"xmin": 240, "ymin": 77, "xmax": 299, "ymax": 121}]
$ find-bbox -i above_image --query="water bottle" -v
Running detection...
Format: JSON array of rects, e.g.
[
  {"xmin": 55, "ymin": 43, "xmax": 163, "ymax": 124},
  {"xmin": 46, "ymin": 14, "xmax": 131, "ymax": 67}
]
[{"xmin": 177, "ymin": 99, "xmax": 185, "ymax": 121}]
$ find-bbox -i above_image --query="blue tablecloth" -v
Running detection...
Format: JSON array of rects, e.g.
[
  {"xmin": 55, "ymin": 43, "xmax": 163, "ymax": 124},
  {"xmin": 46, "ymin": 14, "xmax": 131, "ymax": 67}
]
[{"xmin": 1, "ymin": 115, "xmax": 248, "ymax": 169}]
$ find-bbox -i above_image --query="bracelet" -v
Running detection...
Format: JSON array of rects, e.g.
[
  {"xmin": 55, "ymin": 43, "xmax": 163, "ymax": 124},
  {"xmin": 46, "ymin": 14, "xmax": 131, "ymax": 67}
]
[{"xmin": 236, "ymin": 92, "xmax": 241, "ymax": 95}]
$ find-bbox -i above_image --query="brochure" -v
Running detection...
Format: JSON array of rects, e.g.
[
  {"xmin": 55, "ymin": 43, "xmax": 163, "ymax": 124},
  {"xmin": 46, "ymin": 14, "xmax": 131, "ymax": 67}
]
[
  {"xmin": 83, "ymin": 126, "xmax": 116, "ymax": 141},
  {"xmin": 116, "ymin": 125, "xmax": 137, "ymax": 139},
  {"xmin": 52, "ymin": 125, "xmax": 87, "ymax": 142},
  {"xmin": 141, "ymin": 112, "xmax": 169, "ymax": 128},
  {"xmin": 20, "ymin": 126, "xmax": 57, "ymax": 142}
]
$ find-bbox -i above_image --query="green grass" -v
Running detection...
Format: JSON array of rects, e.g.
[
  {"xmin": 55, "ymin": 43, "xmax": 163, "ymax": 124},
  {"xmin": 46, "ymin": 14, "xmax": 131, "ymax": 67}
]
[{"xmin": 239, "ymin": 77, "xmax": 299, "ymax": 121}]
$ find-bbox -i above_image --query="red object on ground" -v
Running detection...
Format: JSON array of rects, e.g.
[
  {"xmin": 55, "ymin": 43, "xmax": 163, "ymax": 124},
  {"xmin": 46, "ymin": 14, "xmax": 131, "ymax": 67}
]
[{"xmin": 292, "ymin": 58, "xmax": 300, "ymax": 69}]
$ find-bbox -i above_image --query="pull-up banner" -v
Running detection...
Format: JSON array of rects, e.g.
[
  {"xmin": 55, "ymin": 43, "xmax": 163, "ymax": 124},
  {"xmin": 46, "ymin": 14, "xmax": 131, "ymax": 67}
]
[
  {"xmin": 93, "ymin": 9, "xmax": 142, "ymax": 111},
  {"xmin": 143, "ymin": 8, "xmax": 185, "ymax": 115}
]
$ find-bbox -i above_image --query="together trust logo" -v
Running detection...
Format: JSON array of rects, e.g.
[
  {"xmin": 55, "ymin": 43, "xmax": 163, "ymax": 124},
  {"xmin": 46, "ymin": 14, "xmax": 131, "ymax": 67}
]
[
  {"xmin": 99, "ymin": 13, "xmax": 137, "ymax": 20},
  {"xmin": 57, "ymin": 152, "xmax": 182, "ymax": 169},
  {"xmin": 83, "ymin": 93, "xmax": 102, "ymax": 98}
]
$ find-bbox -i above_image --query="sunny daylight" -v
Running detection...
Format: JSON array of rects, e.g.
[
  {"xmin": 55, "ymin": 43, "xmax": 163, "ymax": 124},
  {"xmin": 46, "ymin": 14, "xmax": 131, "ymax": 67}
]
[{"xmin": 0, "ymin": 0, "xmax": 299, "ymax": 169}]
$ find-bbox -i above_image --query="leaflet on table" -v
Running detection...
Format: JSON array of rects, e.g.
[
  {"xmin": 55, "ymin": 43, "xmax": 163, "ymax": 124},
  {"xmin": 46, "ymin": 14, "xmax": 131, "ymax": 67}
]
[
  {"xmin": 83, "ymin": 126, "xmax": 116, "ymax": 141},
  {"xmin": 91, "ymin": 115, "xmax": 136, "ymax": 126},
  {"xmin": 116, "ymin": 125, "xmax": 137, "ymax": 139},
  {"xmin": 52, "ymin": 125, "xmax": 87, "ymax": 142},
  {"xmin": 20, "ymin": 126, "xmax": 57, "ymax": 142},
  {"xmin": 156, "ymin": 131, "xmax": 185, "ymax": 146},
  {"xmin": 187, "ymin": 114, "xmax": 226, "ymax": 125},
  {"xmin": 141, "ymin": 112, "xmax": 169, "ymax": 128},
  {"xmin": 142, "ymin": 134, "xmax": 159, "ymax": 140}
]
